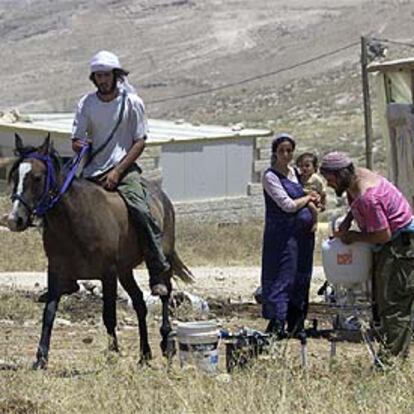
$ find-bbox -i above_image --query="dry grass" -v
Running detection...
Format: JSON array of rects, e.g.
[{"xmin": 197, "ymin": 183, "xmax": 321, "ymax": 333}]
[
  {"xmin": 1, "ymin": 327, "xmax": 414, "ymax": 414},
  {"xmin": 1, "ymin": 287, "xmax": 414, "ymax": 414},
  {"xmin": 0, "ymin": 196, "xmax": 332, "ymax": 270},
  {"xmin": 0, "ymin": 212, "xmax": 265, "ymax": 271},
  {"xmin": 2, "ymin": 197, "xmax": 413, "ymax": 414},
  {"xmin": 0, "ymin": 194, "xmax": 266, "ymax": 269},
  {"xmin": 176, "ymin": 220, "xmax": 263, "ymax": 267},
  {"xmin": 0, "ymin": 228, "xmax": 46, "ymax": 271},
  {"xmin": 6, "ymin": 360, "xmax": 414, "ymax": 413},
  {"xmin": 0, "ymin": 290, "xmax": 40, "ymax": 324}
]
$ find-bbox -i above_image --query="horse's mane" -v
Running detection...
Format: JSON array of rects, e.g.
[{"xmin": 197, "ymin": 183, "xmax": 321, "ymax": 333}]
[{"xmin": 8, "ymin": 144, "xmax": 63, "ymax": 184}]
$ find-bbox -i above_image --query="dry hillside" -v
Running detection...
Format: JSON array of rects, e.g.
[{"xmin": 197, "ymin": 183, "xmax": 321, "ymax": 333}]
[{"xmin": 1, "ymin": 0, "xmax": 414, "ymax": 163}]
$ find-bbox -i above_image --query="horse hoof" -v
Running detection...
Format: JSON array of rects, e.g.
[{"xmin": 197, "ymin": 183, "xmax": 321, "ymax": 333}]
[
  {"xmin": 138, "ymin": 353, "xmax": 152, "ymax": 366},
  {"xmin": 161, "ymin": 339, "xmax": 176, "ymax": 360},
  {"xmin": 151, "ymin": 284, "xmax": 168, "ymax": 297},
  {"xmin": 32, "ymin": 358, "xmax": 47, "ymax": 370},
  {"xmin": 107, "ymin": 336, "xmax": 119, "ymax": 353},
  {"xmin": 108, "ymin": 344, "xmax": 120, "ymax": 353},
  {"xmin": 37, "ymin": 290, "xmax": 48, "ymax": 303}
]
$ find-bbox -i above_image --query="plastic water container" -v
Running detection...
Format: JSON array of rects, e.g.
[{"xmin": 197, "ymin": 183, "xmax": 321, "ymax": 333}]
[
  {"xmin": 321, "ymin": 238, "xmax": 373, "ymax": 287},
  {"xmin": 177, "ymin": 321, "xmax": 219, "ymax": 373}
]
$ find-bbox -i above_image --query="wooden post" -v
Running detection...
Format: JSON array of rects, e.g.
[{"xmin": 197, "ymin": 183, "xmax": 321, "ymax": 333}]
[{"xmin": 361, "ymin": 36, "xmax": 374, "ymax": 169}]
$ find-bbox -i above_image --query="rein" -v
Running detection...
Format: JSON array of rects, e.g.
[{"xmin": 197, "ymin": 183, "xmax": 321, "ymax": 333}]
[{"xmin": 12, "ymin": 145, "xmax": 89, "ymax": 218}]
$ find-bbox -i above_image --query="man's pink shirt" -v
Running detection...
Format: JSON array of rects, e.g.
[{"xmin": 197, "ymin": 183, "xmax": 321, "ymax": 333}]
[{"xmin": 349, "ymin": 177, "xmax": 412, "ymax": 234}]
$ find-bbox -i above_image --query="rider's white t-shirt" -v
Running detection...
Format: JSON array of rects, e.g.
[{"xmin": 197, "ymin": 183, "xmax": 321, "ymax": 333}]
[{"xmin": 71, "ymin": 91, "xmax": 148, "ymax": 177}]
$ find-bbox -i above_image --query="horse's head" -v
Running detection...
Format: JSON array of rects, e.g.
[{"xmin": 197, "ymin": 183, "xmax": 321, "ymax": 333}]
[{"xmin": 7, "ymin": 133, "xmax": 57, "ymax": 231}]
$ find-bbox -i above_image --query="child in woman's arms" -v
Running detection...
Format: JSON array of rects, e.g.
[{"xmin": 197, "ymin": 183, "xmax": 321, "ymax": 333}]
[{"xmin": 296, "ymin": 152, "xmax": 326, "ymax": 232}]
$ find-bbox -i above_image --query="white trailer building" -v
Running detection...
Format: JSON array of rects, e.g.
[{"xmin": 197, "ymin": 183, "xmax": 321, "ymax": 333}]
[{"xmin": 0, "ymin": 113, "xmax": 272, "ymax": 221}]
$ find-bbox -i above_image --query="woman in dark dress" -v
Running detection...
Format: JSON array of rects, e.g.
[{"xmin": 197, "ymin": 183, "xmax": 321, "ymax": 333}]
[{"xmin": 261, "ymin": 133, "xmax": 319, "ymax": 338}]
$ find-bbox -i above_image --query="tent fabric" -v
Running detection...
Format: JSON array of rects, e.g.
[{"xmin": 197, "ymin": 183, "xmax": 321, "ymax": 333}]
[
  {"xmin": 375, "ymin": 69, "xmax": 414, "ymax": 207},
  {"xmin": 386, "ymin": 103, "xmax": 414, "ymax": 206}
]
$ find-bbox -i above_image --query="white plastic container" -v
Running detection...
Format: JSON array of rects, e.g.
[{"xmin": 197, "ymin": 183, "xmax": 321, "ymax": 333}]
[
  {"xmin": 177, "ymin": 321, "xmax": 219, "ymax": 373},
  {"xmin": 321, "ymin": 238, "xmax": 373, "ymax": 287}
]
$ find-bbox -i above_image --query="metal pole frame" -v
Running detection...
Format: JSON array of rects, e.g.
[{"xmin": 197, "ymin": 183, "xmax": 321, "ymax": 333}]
[{"xmin": 361, "ymin": 36, "xmax": 374, "ymax": 170}]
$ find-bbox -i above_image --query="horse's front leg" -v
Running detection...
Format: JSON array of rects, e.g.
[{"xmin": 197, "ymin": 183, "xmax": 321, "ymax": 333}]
[
  {"xmin": 160, "ymin": 277, "xmax": 175, "ymax": 359},
  {"xmin": 33, "ymin": 271, "xmax": 61, "ymax": 370},
  {"xmin": 102, "ymin": 271, "xmax": 119, "ymax": 353}
]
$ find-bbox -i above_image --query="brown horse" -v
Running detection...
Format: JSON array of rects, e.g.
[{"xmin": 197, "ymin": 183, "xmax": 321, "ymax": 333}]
[{"xmin": 5, "ymin": 134, "xmax": 193, "ymax": 369}]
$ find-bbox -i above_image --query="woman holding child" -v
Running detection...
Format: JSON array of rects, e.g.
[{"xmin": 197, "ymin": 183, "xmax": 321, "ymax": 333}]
[{"xmin": 261, "ymin": 133, "xmax": 320, "ymax": 338}]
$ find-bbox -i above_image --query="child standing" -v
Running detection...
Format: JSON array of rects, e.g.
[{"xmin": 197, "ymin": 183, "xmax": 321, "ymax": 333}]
[{"xmin": 296, "ymin": 152, "xmax": 326, "ymax": 231}]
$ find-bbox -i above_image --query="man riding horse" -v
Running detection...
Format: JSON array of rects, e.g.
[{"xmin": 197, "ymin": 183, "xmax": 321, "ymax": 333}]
[
  {"xmin": 2, "ymin": 51, "xmax": 194, "ymax": 369},
  {"xmin": 72, "ymin": 50, "xmax": 170, "ymax": 297}
]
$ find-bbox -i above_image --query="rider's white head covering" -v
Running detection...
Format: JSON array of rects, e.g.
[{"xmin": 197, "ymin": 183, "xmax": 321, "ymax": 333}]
[
  {"xmin": 90, "ymin": 50, "xmax": 122, "ymax": 73},
  {"xmin": 89, "ymin": 50, "xmax": 136, "ymax": 94}
]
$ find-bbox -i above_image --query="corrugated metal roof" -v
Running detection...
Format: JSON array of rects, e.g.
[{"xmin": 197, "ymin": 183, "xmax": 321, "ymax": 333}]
[
  {"xmin": 367, "ymin": 57, "xmax": 414, "ymax": 73},
  {"xmin": 0, "ymin": 113, "xmax": 272, "ymax": 144}
]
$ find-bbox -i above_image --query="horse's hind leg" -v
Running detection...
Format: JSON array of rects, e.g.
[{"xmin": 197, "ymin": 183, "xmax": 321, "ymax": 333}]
[
  {"xmin": 33, "ymin": 270, "xmax": 61, "ymax": 370},
  {"xmin": 160, "ymin": 273, "xmax": 175, "ymax": 359},
  {"xmin": 119, "ymin": 271, "xmax": 152, "ymax": 362},
  {"xmin": 102, "ymin": 271, "xmax": 119, "ymax": 353}
]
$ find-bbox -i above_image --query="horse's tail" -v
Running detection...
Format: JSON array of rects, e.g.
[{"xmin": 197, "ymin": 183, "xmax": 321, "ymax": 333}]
[{"xmin": 169, "ymin": 250, "xmax": 195, "ymax": 284}]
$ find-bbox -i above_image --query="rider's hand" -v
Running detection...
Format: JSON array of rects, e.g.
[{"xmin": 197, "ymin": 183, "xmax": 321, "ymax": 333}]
[
  {"xmin": 72, "ymin": 139, "xmax": 91, "ymax": 154},
  {"xmin": 102, "ymin": 168, "xmax": 121, "ymax": 191}
]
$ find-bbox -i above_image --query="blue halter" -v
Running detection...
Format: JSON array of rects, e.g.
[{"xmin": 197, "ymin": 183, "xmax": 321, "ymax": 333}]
[{"xmin": 11, "ymin": 145, "xmax": 89, "ymax": 217}]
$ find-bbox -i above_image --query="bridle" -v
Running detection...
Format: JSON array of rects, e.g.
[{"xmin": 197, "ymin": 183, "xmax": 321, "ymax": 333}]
[
  {"xmin": 11, "ymin": 152, "xmax": 58, "ymax": 219},
  {"xmin": 11, "ymin": 145, "xmax": 89, "ymax": 219}
]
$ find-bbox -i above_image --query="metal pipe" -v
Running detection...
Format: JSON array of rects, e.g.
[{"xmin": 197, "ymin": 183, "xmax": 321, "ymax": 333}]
[{"xmin": 361, "ymin": 36, "xmax": 374, "ymax": 169}]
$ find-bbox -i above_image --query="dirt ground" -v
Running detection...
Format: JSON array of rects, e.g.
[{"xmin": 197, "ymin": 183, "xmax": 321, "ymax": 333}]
[
  {"xmin": 0, "ymin": 265, "xmax": 336, "ymax": 370},
  {"xmin": 0, "ymin": 265, "xmax": 326, "ymax": 304},
  {"xmin": 1, "ymin": 286, "xmax": 412, "ymax": 414},
  {"xmin": 0, "ymin": 265, "xmax": 362, "ymax": 374}
]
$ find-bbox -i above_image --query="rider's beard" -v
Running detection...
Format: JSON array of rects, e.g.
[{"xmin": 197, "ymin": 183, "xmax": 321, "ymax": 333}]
[{"xmin": 98, "ymin": 78, "xmax": 117, "ymax": 95}]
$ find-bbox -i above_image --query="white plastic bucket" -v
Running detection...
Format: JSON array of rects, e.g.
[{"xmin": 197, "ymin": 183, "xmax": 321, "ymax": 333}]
[
  {"xmin": 321, "ymin": 238, "xmax": 373, "ymax": 287},
  {"xmin": 177, "ymin": 321, "xmax": 219, "ymax": 373}
]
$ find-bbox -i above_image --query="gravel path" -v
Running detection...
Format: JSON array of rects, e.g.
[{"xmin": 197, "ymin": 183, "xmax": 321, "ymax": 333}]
[{"xmin": 0, "ymin": 266, "xmax": 327, "ymax": 303}]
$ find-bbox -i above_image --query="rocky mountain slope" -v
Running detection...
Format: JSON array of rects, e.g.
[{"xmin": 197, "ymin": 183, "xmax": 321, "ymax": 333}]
[{"xmin": 1, "ymin": 0, "xmax": 414, "ymax": 163}]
